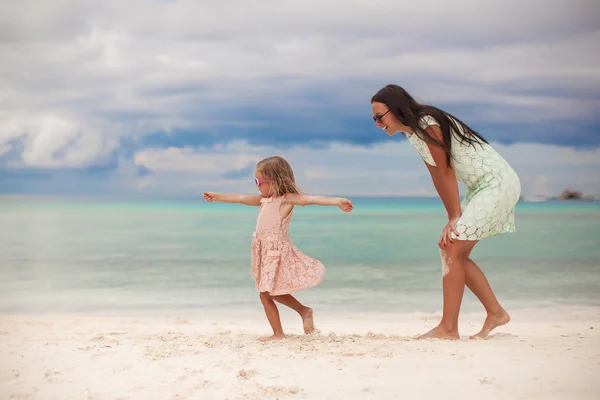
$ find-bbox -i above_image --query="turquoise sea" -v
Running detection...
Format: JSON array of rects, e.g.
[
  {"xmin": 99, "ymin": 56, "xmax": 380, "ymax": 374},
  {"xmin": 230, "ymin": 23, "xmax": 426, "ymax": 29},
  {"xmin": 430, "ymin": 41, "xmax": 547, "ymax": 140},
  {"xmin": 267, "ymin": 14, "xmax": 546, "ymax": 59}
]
[{"xmin": 1, "ymin": 196, "xmax": 599, "ymax": 315}]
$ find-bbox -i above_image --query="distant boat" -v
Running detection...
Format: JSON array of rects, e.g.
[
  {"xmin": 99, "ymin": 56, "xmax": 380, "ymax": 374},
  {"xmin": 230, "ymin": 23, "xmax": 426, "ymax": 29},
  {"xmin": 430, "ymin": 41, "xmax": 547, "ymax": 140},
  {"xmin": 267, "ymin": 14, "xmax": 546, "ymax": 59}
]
[{"xmin": 559, "ymin": 189, "xmax": 599, "ymax": 202}]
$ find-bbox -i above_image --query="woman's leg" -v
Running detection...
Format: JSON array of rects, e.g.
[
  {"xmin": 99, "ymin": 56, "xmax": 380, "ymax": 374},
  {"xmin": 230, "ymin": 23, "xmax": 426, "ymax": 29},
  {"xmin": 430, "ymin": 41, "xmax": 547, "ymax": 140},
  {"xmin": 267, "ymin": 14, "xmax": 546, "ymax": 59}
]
[
  {"xmin": 418, "ymin": 240, "xmax": 475, "ymax": 340},
  {"xmin": 272, "ymin": 294, "xmax": 315, "ymax": 333},
  {"xmin": 463, "ymin": 243, "xmax": 510, "ymax": 338}
]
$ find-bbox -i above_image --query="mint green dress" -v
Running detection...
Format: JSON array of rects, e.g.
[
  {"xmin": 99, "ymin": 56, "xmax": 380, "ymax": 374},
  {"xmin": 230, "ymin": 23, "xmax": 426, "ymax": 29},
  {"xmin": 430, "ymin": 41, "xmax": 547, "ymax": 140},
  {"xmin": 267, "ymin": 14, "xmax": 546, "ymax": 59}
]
[{"xmin": 407, "ymin": 115, "xmax": 521, "ymax": 241}]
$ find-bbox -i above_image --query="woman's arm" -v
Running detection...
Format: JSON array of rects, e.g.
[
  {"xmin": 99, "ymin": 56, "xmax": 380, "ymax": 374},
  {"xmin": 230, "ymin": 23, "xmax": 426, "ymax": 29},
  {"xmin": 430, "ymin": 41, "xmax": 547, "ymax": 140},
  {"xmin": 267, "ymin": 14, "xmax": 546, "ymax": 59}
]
[
  {"xmin": 423, "ymin": 161, "xmax": 461, "ymax": 221},
  {"xmin": 203, "ymin": 192, "xmax": 262, "ymax": 206},
  {"xmin": 423, "ymin": 125, "xmax": 462, "ymax": 247},
  {"xmin": 423, "ymin": 126, "xmax": 462, "ymax": 220}
]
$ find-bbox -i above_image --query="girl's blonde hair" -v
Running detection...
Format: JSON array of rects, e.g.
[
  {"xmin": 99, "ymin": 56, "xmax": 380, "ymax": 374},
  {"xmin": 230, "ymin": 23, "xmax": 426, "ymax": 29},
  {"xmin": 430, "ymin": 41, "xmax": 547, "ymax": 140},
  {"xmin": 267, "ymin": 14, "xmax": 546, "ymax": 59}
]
[{"xmin": 256, "ymin": 156, "xmax": 303, "ymax": 197}]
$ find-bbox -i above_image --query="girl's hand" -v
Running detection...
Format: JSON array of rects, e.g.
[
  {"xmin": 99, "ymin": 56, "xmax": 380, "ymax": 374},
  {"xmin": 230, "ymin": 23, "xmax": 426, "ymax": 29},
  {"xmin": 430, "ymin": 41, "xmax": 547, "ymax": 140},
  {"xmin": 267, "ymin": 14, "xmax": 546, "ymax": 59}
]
[
  {"xmin": 203, "ymin": 192, "xmax": 216, "ymax": 202},
  {"xmin": 439, "ymin": 217, "xmax": 460, "ymax": 248},
  {"xmin": 338, "ymin": 198, "xmax": 354, "ymax": 212}
]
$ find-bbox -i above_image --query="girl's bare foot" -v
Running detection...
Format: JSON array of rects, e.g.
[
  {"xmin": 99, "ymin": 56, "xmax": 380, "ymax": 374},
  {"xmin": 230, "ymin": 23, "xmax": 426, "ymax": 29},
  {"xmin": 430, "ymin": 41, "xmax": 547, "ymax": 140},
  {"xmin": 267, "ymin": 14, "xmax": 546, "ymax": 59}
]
[
  {"xmin": 470, "ymin": 310, "xmax": 510, "ymax": 339},
  {"xmin": 300, "ymin": 307, "xmax": 314, "ymax": 334},
  {"xmin": 259, "ymin": 334, "xmax": 285, "ymax": 342},
  {"xmin": 417, "ymin": 324, "xmax": 460, "ymax": 340}
]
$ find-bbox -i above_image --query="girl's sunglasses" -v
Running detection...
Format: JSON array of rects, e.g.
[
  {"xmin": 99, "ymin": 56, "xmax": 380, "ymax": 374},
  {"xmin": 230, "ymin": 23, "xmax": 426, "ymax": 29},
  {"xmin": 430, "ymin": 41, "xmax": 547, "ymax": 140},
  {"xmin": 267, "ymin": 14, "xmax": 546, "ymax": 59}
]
[
  {"xmin": 255, "ymin": 178, "xmax": 269, "ymax": 186},
  {"xmin": 372, "ymin": 109, "xmax": 390, "ymax": 123}
]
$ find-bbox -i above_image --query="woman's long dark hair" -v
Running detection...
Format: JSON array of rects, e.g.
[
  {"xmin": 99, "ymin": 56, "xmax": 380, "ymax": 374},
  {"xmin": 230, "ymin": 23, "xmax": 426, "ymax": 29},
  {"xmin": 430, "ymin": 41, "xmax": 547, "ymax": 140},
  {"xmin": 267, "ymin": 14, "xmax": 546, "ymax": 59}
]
[{"xmin": 371, "ymin": 84, "xmax": 488, "ymax": 167}]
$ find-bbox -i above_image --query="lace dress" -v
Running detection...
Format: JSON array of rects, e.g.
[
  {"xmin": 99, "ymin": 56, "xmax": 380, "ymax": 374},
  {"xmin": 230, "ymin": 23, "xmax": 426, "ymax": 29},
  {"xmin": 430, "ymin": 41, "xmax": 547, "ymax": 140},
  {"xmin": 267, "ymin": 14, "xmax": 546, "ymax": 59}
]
[
  {"xmin": 407, "ymin": 115, "xmax": 522, "ymax": 241},
  {"xmin": 251, "ymin": 196, "xmax": 325, "ymax": 295}
]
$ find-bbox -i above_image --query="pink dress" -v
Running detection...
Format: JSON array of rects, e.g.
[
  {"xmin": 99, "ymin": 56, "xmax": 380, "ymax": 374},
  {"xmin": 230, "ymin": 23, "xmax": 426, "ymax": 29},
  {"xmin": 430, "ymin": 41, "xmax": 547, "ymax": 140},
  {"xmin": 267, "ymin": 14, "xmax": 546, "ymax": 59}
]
[{"xmin": 251, "ymin": 196, "xmax": 325, "ymax": 295}]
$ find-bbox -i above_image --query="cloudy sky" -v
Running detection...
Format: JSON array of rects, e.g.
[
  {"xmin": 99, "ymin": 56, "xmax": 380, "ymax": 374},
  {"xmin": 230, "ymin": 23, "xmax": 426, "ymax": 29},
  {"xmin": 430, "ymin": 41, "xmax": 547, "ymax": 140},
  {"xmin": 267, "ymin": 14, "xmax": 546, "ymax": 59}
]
[{"xmin": 1, "ymin": 0, "xmax": 599, "ymax": 197}]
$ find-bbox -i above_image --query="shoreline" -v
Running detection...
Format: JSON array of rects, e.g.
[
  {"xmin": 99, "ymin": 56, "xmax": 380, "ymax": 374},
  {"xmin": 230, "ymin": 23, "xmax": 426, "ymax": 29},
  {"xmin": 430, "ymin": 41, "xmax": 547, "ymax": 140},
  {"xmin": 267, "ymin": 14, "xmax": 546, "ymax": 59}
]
[{"xmin": 2, "ymin": 302, "xmax": 599, "ymax": 318}]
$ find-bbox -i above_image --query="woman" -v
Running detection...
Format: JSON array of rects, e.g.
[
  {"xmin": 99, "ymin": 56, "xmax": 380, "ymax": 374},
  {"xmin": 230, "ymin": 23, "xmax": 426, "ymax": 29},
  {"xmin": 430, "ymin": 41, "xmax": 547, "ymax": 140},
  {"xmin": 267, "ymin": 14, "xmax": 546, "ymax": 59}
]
[{"xmin": 371, "ymin": 84, "xmax": 521, "ymax": 340}]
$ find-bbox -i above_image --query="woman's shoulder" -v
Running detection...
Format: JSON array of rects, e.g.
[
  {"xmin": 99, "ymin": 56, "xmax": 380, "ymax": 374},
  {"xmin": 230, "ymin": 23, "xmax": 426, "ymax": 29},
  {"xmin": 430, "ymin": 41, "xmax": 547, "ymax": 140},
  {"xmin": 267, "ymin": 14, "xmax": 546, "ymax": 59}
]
[{"xmin": 417, "ymin": 114, "xmax": 440, "ymax": 130}]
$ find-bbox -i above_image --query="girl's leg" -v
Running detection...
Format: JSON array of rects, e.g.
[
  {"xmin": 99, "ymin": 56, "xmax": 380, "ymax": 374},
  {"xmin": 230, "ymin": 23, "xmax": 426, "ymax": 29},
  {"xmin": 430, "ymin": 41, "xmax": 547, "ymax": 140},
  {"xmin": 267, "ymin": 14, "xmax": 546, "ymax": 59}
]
[
  {"xmin": 463, "ymin": 243, "xmax": 510, "ymax": 338},
  {"xmin": 418, "ymin": 241, "xmax": 474, "ymax": 340},
  {"xmin": 259, "ymin": 292, "xmax": 285, "ymax": 341},
  {"xmin": 272, "ymin": 294, "xmax": 315, "ymax": 333}
]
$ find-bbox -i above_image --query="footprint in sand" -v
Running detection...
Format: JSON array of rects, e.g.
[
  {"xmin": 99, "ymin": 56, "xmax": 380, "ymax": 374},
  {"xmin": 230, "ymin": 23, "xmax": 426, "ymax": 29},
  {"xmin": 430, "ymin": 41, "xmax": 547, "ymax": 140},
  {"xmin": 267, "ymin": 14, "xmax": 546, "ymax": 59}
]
[
  {"xmin": 237, "ymin": 369, "xmax": 258, "ymax": 380},
  {"xmin": 478, "ymin": 377, "xmax": 501, "ymax": 388},
  {"xmin": 44, "ymin": 370, "xmax": 62, "ymax": 383},
  {"xmin": 258, "ymin": 385, "xmax": 304, "ymax": 397}
]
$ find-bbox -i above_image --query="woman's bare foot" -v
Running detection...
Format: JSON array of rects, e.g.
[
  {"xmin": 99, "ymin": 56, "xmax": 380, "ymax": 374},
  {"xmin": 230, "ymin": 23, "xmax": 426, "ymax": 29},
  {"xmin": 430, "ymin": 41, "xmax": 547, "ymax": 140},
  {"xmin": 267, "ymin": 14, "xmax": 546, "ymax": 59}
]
[
  {"xmin": 300, "ymin": 307, "xmax": 315, "ymax": 334},
  {"xmin": 259, "ymin": 334, "xmax": 285, "ymax": 342},
  {"xmin": 470, "ymin": 310, "xmax": 510, "ymax": 339},
  {"xmin": 417, "ymin": 324, "xmax": 460, "ymax": 340}
]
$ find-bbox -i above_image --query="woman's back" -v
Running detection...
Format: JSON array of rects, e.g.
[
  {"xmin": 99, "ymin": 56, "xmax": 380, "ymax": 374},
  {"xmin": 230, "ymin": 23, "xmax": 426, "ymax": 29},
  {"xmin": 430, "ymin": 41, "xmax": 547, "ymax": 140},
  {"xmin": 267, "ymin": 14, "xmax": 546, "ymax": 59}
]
[{"xmin": 408, "ymin": 115, "xmax": 519, "ymax": 190}]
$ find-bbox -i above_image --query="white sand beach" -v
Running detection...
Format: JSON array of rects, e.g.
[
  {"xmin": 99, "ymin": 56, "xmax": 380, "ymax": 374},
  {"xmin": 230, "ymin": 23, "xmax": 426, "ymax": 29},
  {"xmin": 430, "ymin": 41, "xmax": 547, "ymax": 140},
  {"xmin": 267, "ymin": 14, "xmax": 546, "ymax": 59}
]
[{"xmin": 1, "ymin": 307, "xmax": 599, "ymax": 400}]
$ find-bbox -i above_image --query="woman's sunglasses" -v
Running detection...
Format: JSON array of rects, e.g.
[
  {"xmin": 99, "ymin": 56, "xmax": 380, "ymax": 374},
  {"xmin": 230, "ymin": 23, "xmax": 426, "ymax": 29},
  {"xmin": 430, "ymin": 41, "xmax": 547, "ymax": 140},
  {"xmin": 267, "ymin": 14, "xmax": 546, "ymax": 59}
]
[
  {"xmin": 255, "ymin": 178, "xmax": 269, "ymax": 186},
  {"xmin": 372, "ymin": 109, "xmax": 390, "ymax": 123}
]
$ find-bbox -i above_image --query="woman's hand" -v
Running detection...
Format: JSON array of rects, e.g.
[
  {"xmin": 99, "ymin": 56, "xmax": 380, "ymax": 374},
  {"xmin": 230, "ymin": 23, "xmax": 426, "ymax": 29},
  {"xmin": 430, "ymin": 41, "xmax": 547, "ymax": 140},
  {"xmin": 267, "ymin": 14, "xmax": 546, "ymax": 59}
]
[{"xmin": 439, "ymin": 217, "xmax": 460, "ymax": 248}]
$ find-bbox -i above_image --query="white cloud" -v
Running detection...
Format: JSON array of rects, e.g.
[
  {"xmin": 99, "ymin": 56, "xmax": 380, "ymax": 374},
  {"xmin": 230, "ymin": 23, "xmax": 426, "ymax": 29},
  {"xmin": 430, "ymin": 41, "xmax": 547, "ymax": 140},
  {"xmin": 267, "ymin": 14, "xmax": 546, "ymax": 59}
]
[
  {"xmin": 134, "ymin": 148, "xmax": 217, "ymax": 172},
  {"xmin": 129, "ymin": 140, "xmax": 600, "ymax": 197},
  {"xmin": 494, "ymin": 142, "xmax": 600, "ymax": 167},
  {"xmin": 0, "ymin": 143, "xmax": 12, "ymax": 157},
  {"xmin": 0, "ymin": 0, "xmax": 599, "ymax": 174},
  {"xmin": 1, "ymin": 113, "xmax": 119, "ymax": 168},
  {"xmin": 133, "ymin": 147, "xmax": 262, "ymax": 173}
]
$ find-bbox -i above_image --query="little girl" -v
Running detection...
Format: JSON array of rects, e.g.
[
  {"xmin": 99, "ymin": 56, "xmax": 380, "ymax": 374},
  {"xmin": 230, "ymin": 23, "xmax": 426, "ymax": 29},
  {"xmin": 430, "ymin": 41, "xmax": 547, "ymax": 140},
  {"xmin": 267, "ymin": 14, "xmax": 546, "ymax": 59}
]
[{"xmin": 203, "ymin": 156, "xmax": 353, "ymax": 341}]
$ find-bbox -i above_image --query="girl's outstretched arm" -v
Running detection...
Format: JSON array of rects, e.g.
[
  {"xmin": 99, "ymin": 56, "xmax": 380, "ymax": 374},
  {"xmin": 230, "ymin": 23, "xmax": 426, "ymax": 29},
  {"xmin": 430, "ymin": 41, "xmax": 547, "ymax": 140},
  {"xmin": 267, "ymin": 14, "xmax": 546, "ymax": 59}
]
[
  {"xmin": 203, "ymin": 192, "xmax": 262, "ymax": 206},
  {"xmin": 284, "ymin": 194, "xmax": 353, "ymax": 212}
]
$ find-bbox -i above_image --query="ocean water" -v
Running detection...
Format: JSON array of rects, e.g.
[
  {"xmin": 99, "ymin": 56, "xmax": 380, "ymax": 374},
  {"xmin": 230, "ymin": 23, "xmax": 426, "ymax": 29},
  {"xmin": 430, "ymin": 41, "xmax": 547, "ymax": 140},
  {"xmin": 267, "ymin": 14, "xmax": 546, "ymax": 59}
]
[{"xmin": 1, "ymin": 196, "xmax": 599, "ymax": 315}]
